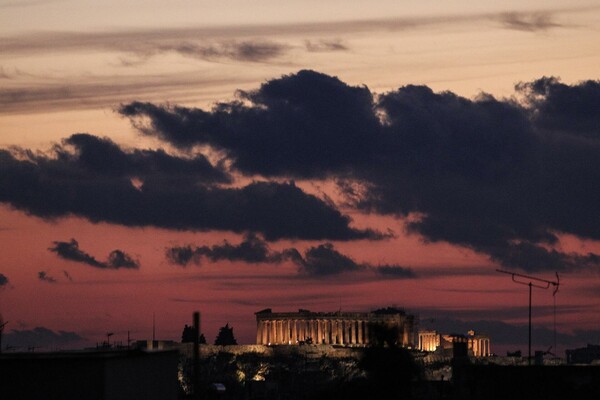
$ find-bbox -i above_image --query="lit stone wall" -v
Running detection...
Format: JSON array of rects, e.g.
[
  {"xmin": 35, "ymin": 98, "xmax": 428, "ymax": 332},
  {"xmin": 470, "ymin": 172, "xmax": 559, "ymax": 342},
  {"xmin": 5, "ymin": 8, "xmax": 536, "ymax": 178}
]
[{"xmin": 255, "ymin": 309, "xmax": 415, "ymax": 347}]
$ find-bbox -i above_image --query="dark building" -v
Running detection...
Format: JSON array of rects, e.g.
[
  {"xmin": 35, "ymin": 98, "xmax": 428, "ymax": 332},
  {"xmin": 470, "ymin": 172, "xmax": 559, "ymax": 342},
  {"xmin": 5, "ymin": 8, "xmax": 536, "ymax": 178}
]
[
  {"xmin": 0, "ymin": 349, "xmax": 179, "ymax": 400},
  {"xmin": 566, "ymin": 344, "xmax": 600, "ymax": 364}
]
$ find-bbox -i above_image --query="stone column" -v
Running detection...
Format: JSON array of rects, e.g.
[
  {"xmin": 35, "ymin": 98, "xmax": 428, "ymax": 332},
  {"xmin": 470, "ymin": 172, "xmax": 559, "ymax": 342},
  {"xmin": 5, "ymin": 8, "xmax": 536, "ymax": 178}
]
[
  {"xmin": 364, "ymin": 322, "xmax": 369, "ymax": 344},
  {"xmin": 339, "ymin": 320, "xmax": 345, "ymax": 345},
  {"xmin": 278, "ymin": 320, "xmax": 282, "ymax": 344},
  {"xmin": 271, "ymin": 320, "xmax": 276, "ymax": 344},
  {"xmin": 285, "ymin": 320, "xmax": 291, "ymax": 344},
  {"xmin": 357, "ymin": 321, "xmax": 363, "ymax": 344},
  {"xmin": 324, "ymin": 320, "xmax": 330, "ymax": 344}
]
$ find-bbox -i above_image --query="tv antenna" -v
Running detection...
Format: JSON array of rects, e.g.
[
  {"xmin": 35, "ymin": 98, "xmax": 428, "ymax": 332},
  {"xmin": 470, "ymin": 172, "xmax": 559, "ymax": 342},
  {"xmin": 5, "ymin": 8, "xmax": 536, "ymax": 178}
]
[{"xmin": 496, "ymin": 269, "xmax": 559, "ymax": 365}]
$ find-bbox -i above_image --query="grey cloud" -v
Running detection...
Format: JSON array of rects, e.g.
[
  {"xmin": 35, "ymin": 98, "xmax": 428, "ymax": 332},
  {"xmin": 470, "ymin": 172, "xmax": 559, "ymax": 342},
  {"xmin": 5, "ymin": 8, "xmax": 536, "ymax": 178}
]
[
  {"xmin": 166, "ymin": 235, "xmax": 414, "ymax": 278},
  {"xmin": 37, "ymin": 271, "xmax": 57, "ymax": 283},
  {"xmin": 48, "ymin": 239, "xmax": 139, "ymax": 270},
  {"xmin": 304, "ymin": 39, "xmax": 348, "ymax": 52},
  {"xmin": 166, "ymin": 233, "xmax": 300, "ymax": 266},
  {"xmin": 49, "ymin": 239, "xmax": 105, "ymax": 268},
  {"xmin": 63, "ymin": 270, "xmax": 73, "ymax": 281},
  {"xmin": 498, "ymin": 11, "xmax": 562, "ymax": 32},
  {"xmin": 107, "ymin": 250, "xmax": 139, "ymax": 269}
]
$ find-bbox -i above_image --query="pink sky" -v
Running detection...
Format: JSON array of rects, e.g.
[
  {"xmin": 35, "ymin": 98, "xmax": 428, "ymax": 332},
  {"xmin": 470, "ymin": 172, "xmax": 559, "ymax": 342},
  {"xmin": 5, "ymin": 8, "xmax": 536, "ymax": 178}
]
[{"xmin": 1, "ymin": 1, "xmax": 599, "ymax": 355}]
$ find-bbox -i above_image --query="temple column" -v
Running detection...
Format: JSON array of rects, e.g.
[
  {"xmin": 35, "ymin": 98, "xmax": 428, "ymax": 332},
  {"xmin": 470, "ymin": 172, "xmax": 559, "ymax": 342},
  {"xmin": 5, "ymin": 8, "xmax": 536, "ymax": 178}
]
[
  {"xmin": 279, "ymin": 320, "xmax": 284, "ymax": 344},
  {"xmin": 316, "ymin": 320, "xmax": 322, "ymax": 344},
  {"xmin": 344, "ymin": 321, "xmax": 349, "ymax": 344},
  {"xmin": 324, "ymin": 320, "xmax": 330, "ymax": 344},
  {"xmin": 302, "ymin": 320, "xmax": 308, "ymax": 341},
  {"xmin": 350, "ymin": 320, "xmax": 356, "ymax": 344},
  {"xmin": 270, "ymin": 320, "xmax": 276, "ymax": 344},
  {"xmin": 264, "ymin": 320, "xmax": 269, "ymax": 344},
  {"xmin": 364, "ymin": 322, "xmax": 369, "ymax": 344},
  {"xmin": 357, "ymin": 321, "xmax": 363, "ymax": 344},
  {"xmin": 256, "ymin": 321, "xmax": 262, "ymax": 344},
  {"xmin": 339, "ymin": 320, "xmax": 345, "ymax": 345},
  {"xmin": 292, "ymin": 320, "xmax": 297, "ymax": 343},
  {"xmin": 272, "ymin": 320, "xmax": 277, "ymax": 344}
]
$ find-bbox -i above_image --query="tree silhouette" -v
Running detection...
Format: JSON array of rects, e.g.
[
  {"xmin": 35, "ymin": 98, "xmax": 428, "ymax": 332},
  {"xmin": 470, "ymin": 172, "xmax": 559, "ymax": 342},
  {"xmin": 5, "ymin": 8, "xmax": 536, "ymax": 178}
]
[
  {"xmin": 181, "ymin": 324, "xmax": 207, "ymax": 344},
  {"xmin": 358, "ymin": 323, "xmax": 421, "ymax": 399},
  {"xmin": 214, "ymin": 323, "xmax": 237, "ymax": 345}
]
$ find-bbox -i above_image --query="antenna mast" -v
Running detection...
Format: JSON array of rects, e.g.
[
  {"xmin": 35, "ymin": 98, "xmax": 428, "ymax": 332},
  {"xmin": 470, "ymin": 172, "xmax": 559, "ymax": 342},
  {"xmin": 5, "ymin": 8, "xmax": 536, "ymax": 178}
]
[{"xmin": 497, "ymin": 269, "xmax": 559, "ymax": 365}]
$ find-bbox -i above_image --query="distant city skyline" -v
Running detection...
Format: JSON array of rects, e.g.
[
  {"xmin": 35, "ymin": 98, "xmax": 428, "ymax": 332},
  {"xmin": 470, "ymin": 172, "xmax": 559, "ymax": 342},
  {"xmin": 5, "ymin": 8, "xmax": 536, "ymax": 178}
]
[{"xmin": 1, "ymin": 0, "xmax": 599, "ymax": 355}]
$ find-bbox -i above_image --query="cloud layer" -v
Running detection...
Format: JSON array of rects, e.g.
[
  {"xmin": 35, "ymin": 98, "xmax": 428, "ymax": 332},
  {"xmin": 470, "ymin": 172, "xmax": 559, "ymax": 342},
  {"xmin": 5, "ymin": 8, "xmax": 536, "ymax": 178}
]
[
  {"xmin": 166, "ymin": 234, "xmax": 415, "ymax": 278},
  {"xmin": 121, "ymin": 70, "xmax": 600, "ymax": 272}
]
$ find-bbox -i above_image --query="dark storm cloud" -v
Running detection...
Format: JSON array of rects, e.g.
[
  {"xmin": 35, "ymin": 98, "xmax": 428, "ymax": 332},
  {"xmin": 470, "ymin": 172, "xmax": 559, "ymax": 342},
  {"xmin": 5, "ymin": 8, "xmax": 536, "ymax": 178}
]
[
  {"xmin": 48, "ymin": 239, "xmax": 139, "ymax": 270},
  {"xmin": 0, "ymin": 273, "xmax": 9, "ymax": 287},
  {"xmin": 122, "ymin": 71, "xmax": 600, "ymax": 273},
  {"xmin": 37, "ymin": 271, "xmax": 57, "ymax": 283},
  {"xmin": 119, "ymin": 70, "xmax": 380, "ymax": 177},
  {"xmin": 3, "ymin": 327, "xmax": 83, "ymax": 350},
  {"xmin": 0, "ymin": 140, "xmax": 377, "ymax": 240},
  {"xmin": 517, "ymin": 76, "xmax": 600, "ymax": 139}
]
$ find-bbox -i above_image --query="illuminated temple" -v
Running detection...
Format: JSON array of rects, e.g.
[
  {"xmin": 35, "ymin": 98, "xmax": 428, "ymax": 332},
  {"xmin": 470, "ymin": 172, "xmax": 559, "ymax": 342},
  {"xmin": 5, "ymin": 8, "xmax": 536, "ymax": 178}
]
[
  {"xmin": 255, "ymin": 308, "xmax": 416, "ymax": 347},
  {"xmin": 418, "ymin": 329, "xmax": 491, "ymax": 357}
]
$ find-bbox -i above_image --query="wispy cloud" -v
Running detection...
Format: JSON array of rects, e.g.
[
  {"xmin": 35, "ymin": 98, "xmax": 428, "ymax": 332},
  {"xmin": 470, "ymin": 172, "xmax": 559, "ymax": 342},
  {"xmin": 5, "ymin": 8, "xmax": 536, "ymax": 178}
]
[
  {"xmin": 0, "ymin": 8, "xmax": 583, "ymax": 57},
  {"xmin": 498, "ymin": 11, "xmax": 562, "ymax": 32},
  {"xmin": 38, "ymin": 271, "xmax": 57, "ymax": 283}
]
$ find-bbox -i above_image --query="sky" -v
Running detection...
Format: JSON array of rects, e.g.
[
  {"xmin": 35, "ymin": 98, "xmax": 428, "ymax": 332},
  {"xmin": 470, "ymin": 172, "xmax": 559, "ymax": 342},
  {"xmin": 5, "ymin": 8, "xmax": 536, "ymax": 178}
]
[{"xmin": 1, "ymin": 0, "xmax": 599, "ymax": 355}]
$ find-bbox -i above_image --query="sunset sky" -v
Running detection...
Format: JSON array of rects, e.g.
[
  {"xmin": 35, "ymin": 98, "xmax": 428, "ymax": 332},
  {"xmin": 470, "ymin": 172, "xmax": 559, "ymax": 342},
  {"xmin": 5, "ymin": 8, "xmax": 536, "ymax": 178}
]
[{"xmin": 1, "ymin": 0, "xmax": 599, "ymax": 355}]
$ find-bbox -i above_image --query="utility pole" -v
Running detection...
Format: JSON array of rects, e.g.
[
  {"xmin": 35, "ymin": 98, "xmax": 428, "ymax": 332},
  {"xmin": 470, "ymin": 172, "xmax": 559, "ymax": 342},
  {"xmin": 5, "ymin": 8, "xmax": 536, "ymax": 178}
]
[
  {"xmin": 497, "ymin": 269, "xmax": 559, "ymax": 365},
  {"xmin": 0, "ymin": 317, "xmax": 7, "ymax": 354}
]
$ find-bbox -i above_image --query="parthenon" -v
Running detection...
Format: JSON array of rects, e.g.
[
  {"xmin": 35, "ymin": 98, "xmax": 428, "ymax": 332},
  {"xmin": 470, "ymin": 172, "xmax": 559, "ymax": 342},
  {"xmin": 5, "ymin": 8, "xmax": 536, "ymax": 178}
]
[{"xmin": 255, "ymin": 308, "xmax": 415, "ymax": 347}]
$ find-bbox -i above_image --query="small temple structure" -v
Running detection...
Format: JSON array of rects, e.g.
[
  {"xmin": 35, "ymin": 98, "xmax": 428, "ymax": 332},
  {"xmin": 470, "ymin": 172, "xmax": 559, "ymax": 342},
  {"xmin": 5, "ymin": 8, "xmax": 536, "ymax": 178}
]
[
  {"xmin": 418, "ymin": 329, "xmax": 491, "ymax": 357},
  {"xmin": 255, "ymin": 307, "xmax": 416, "ymax": 347}
]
